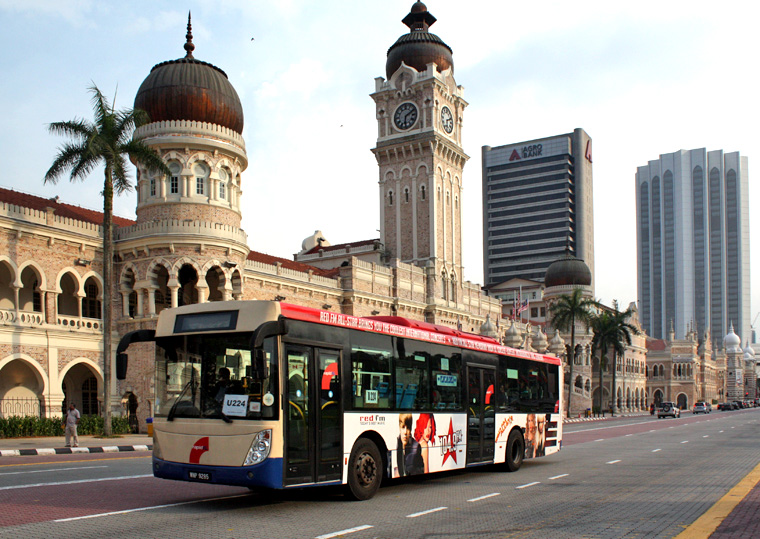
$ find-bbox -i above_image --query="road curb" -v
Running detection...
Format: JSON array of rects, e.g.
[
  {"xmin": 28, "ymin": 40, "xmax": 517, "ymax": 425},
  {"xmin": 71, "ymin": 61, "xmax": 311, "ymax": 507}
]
[{"xmin": 0, "ymin": 445, "xmax": 152, "ymax": 457}]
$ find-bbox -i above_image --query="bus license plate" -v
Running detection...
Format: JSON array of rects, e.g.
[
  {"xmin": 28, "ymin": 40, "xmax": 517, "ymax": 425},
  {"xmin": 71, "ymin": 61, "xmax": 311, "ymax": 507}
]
[{"xmin": 188, "ymin": 471, "xmax": 211, "ymax": 481}]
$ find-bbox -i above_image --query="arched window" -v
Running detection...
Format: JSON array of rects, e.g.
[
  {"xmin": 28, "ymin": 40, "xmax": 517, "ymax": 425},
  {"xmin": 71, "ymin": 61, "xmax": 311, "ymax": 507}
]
[
  {"xmin": 83, "ymin": 278, "xmax": 101, "ymax": 319},
  {"xmin": 441, "ymin": 272, "xmax": 448, "ymax": 300},
  {"xmin": 81, "ymin": 376, "xmax": 98, "ymax": 415},
  {"xmin": 420, "ymin": 184, "xmax": 426, "ymax": 200},
  {"xmin": 169, "ymin": 162, "xmax": 181, "ymax": 194},
  {"xmin": 219, "ymin": 168, "xmax": 229, "ymax": 200},
  {"xmin": 388, "ymin": 190, "xmax": 394, "ymax": 206},
  {"xmin": 194, "ymin": 162, "xmax": 209, "ymax": 196},
  {"xmin": 404, "ymin": 187, "xmax": 409, "ymax": 203}
]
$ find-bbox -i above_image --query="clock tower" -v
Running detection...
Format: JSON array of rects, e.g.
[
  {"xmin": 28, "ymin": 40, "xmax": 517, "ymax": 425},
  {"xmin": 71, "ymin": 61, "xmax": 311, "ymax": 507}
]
[{"xmin": 371, "ymin": 2, "xmax": 468, "ymax": 293}]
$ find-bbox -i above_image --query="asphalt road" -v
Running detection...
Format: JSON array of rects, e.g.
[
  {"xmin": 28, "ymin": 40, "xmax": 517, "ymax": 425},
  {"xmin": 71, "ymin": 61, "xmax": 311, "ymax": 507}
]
[{"xmin": 1, "ymin": 408, "xmax": 758, "ymax": 539}]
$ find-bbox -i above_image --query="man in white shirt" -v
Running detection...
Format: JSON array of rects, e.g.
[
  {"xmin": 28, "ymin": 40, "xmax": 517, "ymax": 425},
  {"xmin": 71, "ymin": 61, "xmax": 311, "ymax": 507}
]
[{"xmin": 63, "ymin": 403, "xmax": 81, "ymax": 447}]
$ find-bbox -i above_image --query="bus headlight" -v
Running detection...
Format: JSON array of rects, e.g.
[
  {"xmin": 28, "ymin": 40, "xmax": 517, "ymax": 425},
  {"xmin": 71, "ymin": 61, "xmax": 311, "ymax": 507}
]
[{"xmin": 243, "ymin": 429, "xmax": 272, "ymax": 466}]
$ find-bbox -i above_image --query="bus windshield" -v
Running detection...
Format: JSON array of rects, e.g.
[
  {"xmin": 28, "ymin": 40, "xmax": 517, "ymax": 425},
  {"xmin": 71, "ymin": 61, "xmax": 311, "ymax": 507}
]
[{"xmin": 154, "ymin": 333, "xmax": 278, "ymax": 420}]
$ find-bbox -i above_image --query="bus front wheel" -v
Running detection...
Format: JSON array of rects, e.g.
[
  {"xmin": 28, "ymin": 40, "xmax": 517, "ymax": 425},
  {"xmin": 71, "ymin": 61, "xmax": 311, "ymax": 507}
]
[
  {"xmin": 504, "ymin": 430, "xmax": 524, "ymax": 472},
  {"xmin": 346, "ymin": 438, "xmax": 382, "ymax": 501}
]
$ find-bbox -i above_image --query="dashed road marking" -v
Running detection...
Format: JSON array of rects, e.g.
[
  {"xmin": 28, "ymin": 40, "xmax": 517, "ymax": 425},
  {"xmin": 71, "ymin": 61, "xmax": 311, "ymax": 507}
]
[
  {"xmin": 607, "ymin": 460, "xmax": 621, "ymax": 464},
  {"xmin": 549, "ymin": 474, "xmax": 569, "ymax": 480},
  {"xmin": 0, "ymin": 465, "xmax": 108, "ymax": 476},
  {"xmin": 594, "ymin": 438, "xmax": 604, "ymax": 442},
  {"xmin": 652, "ymin": 449, "xmax": 661, "ymax": 452},
  {"xmin": 516, "ymin": 481, "xmax": 540, "ymax": 489},
  {"xmin": 681, "ymin": 441, "xmax": 689, "ymax": 444},
  {"xmin": 407, "ymin": 507, "xmax": 447, "ymax": 518},
  {"xmin": 316, "ymin": 525, "xmax": 373, "ymax": 539},
  {"xmin": 468, "ymin": 493, "xmax": 500, "ymax": 502},
  {"xmin": 55, "ymin": 493, "xmax": 249, "ymax": 522},
  {"xmin": 703, "ymin": 435, "xmax": 709, "ymax": 438}
]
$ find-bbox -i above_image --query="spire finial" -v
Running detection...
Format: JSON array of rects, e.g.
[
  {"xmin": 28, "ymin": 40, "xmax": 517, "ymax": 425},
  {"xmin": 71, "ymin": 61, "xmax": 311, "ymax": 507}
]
[{"xmin": 184, "ymin": 11, "xmax": 195, "ymax": 59}]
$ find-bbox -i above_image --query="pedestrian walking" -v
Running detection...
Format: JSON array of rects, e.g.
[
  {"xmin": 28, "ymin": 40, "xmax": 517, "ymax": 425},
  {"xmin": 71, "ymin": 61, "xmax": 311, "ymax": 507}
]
[{"xmin": 63, "ymin": 402, "xmax": 81, "ymax": 447}]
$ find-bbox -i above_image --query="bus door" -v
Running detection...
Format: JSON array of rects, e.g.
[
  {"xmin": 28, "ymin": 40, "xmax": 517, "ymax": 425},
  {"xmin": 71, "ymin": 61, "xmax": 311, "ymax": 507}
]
[
  {"xmin": 284, "ymin": 345, "xmax": 343, "ymax": 486},
  {"xmin": 466, "ymin": 366, "xmax": 496, "ymax": 464}
]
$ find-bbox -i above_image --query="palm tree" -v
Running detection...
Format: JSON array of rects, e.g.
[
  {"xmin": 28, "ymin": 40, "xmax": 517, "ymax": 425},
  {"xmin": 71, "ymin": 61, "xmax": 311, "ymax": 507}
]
[
  {"xmin": 548, "ymin": 288, "xmax": 597, "ymax": 417},
  {"xmin": 45, "ymin": 85, "xmax": 169, "ymax": 435},
  {"xmin": 590, "ymin": 305, "xmax": 640, "ymax": 416}
]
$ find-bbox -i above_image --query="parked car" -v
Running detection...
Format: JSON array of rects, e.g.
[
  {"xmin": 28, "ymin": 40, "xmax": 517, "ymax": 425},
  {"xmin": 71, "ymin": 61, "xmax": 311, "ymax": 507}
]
[
  {"xmin": 658, "ymin": 402, "xmax": 680, "ymax": 418},
  {"xmin": 693, "ymin": 402, "xmax": 709, "ymax": 414},
  {"xmin": 731, "ymin": 401, "xmax": 742, "ymax": 409},
  {"xmin": 717, "ymin": 402, "xmax": 732, "ymax": 411}
]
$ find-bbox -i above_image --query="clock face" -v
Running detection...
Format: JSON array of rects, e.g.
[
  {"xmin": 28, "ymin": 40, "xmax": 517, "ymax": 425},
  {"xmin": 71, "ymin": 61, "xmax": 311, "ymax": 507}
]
[
  {"xmin": 394, "ymin": 102, "xmax": 418, "ymax": 130},
  {"xmin": 440, "ymin": 106, "xmax": 454, "ymax": 134}
]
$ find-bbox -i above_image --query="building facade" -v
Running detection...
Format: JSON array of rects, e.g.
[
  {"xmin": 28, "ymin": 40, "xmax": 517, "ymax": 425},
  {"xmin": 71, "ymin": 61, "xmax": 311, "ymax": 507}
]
[
  {"xmin": 636, "ymin": 149, "xmax": 751, "ymax": 343},
  {"xmin": 0, "ymin": 4, "xmax": 502, "ymax": 428},
  {"xmin": 481, "ymin": 128, "xmax": 595, "ymax": 291}
]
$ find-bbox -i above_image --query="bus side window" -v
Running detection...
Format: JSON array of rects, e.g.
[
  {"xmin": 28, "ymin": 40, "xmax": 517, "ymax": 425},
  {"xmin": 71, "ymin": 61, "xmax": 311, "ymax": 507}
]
[
  {"xmin": 350, "ymin": 333, "xmax": 393, "ymax": 409},
  {"xmin": 395, "ymin": 339, "xmax": 429, "ymax": 411}
]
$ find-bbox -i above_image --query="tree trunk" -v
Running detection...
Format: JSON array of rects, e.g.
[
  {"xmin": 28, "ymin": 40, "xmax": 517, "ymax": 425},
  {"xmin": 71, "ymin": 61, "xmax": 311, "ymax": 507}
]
[
  {"xmin": 102, "ymin": 169, "xmax": 114, "ymax": 436},
  {"xmin": 598, "ymin": 348, "xmax": 605, "ymax": 415},
  {"xmin": 611, "ymin": 352, "xmax": 617, "ymax": 416},
  {"xmin": 566, "ymin": 320, "xmax": 575, "ymax": 418}
]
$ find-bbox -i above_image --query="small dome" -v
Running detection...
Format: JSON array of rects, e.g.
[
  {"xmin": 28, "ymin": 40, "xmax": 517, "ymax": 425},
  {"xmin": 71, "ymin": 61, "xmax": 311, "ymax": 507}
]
[
  {"xmin": 544, "ymin": 250, "xmax": 592, "ymax": 288},
  {"xmin": 480, "ymin": 315, "xmax": 497, "ymax": 338},
  {"xmin": 300, "ymin": 230, "xmax": 331, "ymax": 254},
  {"xmin": 386, "ymin": 2, "xmax": 453, "ymax": 79},
  {"xmin": 134, "ymin": 14, "xmax": 244, "ymax": 134},
  {"xmin": 504, "ymin": 320, "xmax": 522, "ymax": 348},
  {"xmin": 724, "ymin": 323, "xmax": 741, "ymax": 350}
]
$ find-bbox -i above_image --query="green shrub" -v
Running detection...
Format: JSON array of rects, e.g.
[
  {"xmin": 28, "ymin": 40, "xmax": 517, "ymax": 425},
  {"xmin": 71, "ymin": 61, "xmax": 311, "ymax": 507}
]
[{"xmin": 0, "ymin": 415, "xmax": 131, "ymax": 438}]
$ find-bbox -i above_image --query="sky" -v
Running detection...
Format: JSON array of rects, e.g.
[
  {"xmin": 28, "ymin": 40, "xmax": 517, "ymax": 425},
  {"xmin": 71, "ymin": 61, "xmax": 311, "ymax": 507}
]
[{"xmin": 1, "ymin": 0, "xmax": 758, "ymax": 340}]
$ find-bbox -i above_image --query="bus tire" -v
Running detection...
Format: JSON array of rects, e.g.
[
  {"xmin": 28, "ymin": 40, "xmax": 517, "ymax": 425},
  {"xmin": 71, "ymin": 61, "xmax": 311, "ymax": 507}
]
[
  {"xmin": 346, "ymin": 438, "xmax": 382, "ymax": 501},
  {"xmin": 504, "ymin": 429, "xmax": 524, "ymax": 472}
]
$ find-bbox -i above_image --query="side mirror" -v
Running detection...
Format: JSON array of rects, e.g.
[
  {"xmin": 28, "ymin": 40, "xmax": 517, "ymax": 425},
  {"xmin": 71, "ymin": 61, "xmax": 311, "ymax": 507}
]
[
  {"xmin": 116, "ymin": 353, "xmax": 128, "ymax": 380},
  {"xmin": 251, "ymin": 349, "xmax": 268, "ymax": 379}
]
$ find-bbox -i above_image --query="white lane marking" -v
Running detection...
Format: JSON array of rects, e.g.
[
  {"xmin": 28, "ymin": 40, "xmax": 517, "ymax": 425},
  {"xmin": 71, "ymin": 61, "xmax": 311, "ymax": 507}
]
[
  {"xmin": 549, "ymin": 474, "xmax": 569, "ymax": 480},
  {"xmin": 594, "ymin": 438, "xmax": 604, "ymax": 442},
  {"xmin": 649, "ymin": 430, "xmax": 656, "ymax": 433},
  {"xmin": 55, "ymin": 493, "xmax": 249, "ymax": 522},
  {"xmin": 703, "ymin": 435, "xmax": 709, "ymax": 438},
  {"xmin": 516, "ymin": 481, "xmax": 540, "ymax": 489},
  {"xmin": 407, "ymin": 507, "xmax": 447, "ymax": 518},
  {"xmin": 625, "ymin": 434, "xmax": 633, "ymax": 437},
  {"xmin": 0, "ymin": 474, "xmax": 152, "ymax": 491},
  {"xmin": 681, "ymin": 441, "xmax": 689, "ymax": 444},
  {"xmin": 315, "ymin": 525, "xmax": 374, "ymax": 539},
  {"xmin": 0, "ymin": 465, "xmax": 108, "ymax": 476},
  {"xmin": 652, "ymin": 449, "xmax": 661, "ymax": 452},
  {"xmin": 468, "ymin": 493, "xmax": 500, "ymax": 502},
  {"xmin": 606, "ymin": 460, "xmax": 621, "ymax": 464},
  {"xmin": 719, "ymin": 430, "xmax": 724, "ymax": 433}
]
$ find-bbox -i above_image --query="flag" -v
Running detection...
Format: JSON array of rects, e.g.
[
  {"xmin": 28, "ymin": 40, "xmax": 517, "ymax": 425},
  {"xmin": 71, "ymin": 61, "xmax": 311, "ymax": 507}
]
[{"xmin": 517, "ymin": 298, "xmax": 529, "ymax": 314}]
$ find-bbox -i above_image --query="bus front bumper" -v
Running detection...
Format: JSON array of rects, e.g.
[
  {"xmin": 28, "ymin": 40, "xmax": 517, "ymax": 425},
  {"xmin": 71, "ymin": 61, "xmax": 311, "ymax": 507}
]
[{"xmin": 152, "ymin": 456, "xmax": 283, "ymax": 489}]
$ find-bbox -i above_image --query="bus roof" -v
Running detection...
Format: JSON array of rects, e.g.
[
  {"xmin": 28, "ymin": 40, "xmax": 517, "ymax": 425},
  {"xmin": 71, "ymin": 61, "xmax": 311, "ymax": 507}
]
[{"xmin": 280, "ymin": 303, "xmax": 561, "ymax": 366}]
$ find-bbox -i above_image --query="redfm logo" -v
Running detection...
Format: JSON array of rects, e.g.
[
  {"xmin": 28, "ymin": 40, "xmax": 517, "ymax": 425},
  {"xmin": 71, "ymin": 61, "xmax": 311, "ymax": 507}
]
[{"xmin": 189, "ymin": 436, "xmax": 209, "ymax": 464}]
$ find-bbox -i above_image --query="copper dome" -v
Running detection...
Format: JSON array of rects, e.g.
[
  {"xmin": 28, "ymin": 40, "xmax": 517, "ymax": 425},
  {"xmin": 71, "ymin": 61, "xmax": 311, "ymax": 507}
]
[
  {"xmin": 386, "ymin": 2, "xmax": 453, "ymax": 79},
  {"xmin": 134, "ymin": 15, "xmax": 244, "ymax": 134},
  {"xmin": 544, "ymin": 251, "xmax": 592, "ymax": 288}
]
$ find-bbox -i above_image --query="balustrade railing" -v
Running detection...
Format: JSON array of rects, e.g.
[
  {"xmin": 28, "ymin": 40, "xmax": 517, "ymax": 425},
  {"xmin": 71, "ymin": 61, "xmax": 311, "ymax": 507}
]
[{"xmin": 0, "ymin": 397, "xmax": 42, "ymax": 418}]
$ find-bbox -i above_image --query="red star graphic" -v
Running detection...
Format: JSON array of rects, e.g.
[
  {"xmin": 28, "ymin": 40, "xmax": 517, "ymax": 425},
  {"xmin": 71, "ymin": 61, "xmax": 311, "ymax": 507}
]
[{"xmin": 441, "ymin": 418, "xmax": 457, "ymax": 465}]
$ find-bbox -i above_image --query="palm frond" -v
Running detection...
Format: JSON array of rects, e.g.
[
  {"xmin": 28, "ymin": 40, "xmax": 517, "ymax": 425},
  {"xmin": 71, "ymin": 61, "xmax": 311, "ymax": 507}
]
[
  {"xmin": 89, "ymin": 85, "xmax": 111, "ymax": 130},
  {"xmin": 122, "ymin": 140, "xmax": 171, "ymax": 176},
  {"xmin": 111, "ymin": 155, "xmax": 133, "ymax": 194},
  {"xmin": 48, "ymin": 119, "xmax": 96, "ymax": 141},
  {"xmin": 44, "ymin": 142, "xmax": 90, "ymax": 184}
]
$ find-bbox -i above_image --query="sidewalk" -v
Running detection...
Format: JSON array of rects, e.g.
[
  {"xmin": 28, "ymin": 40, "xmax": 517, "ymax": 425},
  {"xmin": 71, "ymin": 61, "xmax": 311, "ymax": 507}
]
[
  {"xmin": 563, "ymin": 411, "xmax": 650, "ymax": 423},
  {"xmin": 0, "ymin": 433, "xmax": 152, "ymax": 457}
]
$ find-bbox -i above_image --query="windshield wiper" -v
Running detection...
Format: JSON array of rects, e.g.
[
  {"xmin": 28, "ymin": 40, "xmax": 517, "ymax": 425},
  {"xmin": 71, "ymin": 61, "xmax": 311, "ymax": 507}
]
[{"xmin": 167, "ymin": 378, "xmax": 195, "ymax": 422}]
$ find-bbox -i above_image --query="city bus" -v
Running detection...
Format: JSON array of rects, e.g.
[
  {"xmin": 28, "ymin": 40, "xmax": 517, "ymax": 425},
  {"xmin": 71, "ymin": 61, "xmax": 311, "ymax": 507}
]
[{"xmin": 116, "ymin": 301, "xmax": 562, "ymax": 500}]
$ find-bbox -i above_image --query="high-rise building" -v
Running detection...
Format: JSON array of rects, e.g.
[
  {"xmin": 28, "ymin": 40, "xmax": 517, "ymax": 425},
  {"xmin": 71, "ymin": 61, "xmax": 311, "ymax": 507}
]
[
  {"xmin": 481, "ymin": 129, "xmax": 594, "ymax": 290},
  {"xmin": 635, "ymin": 149, "xmax": 751, "ymax": 343}
]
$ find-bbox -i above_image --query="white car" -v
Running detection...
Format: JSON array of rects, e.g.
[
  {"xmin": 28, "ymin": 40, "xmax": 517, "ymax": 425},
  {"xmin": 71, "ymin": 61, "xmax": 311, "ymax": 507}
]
[
  {"xmin": 693, "ymin": 402, "xmax": 709, "ymax": 414},
  {"xmin": 658, "ymin": 402, "xmax": 680, "ymax": 418}
]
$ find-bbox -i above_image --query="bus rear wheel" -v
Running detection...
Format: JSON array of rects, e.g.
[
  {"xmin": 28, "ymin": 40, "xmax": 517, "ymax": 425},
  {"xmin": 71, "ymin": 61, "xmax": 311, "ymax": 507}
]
[
  {"xmin": 504, "ymin": 430, "xmax": 524, "ymax": 472},
  {"xmin": 346, "ymin": 438, "xmax": 382, "ymax": 501}
]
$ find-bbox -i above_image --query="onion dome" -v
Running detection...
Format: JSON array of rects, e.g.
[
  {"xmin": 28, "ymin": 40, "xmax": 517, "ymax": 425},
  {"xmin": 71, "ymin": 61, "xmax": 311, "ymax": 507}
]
[
  {"xmin": 743, "ymin": 342, "xmax": 755, "ymax": 360},
  {"xmin": 504, "ymin": 320, "xmax": 522, "ymax": 348},
  {"xmin": 386, "ymin": 2, "xmax": 454, "ymax": 79},
  {"xmin": 480, "ymin": 315, "xmax": 497, "ymax": 338},
  {"xmin": 532, "ymin": 326, "xmax": 548, "ymax": 353},
  {"xmin": 544, "ymin": 249, "xmax": 592, "ymax": 288},
  {"xmin": 134, "ymin": 13, "xmax": 244, "ymax": 134},
  {"xmin": 548, "ymin": 329, "xmax": 566, "ymax": 358},
  {"xmin": 723, "ymin": 323, "xmax": 741, "ymax": 352}
]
